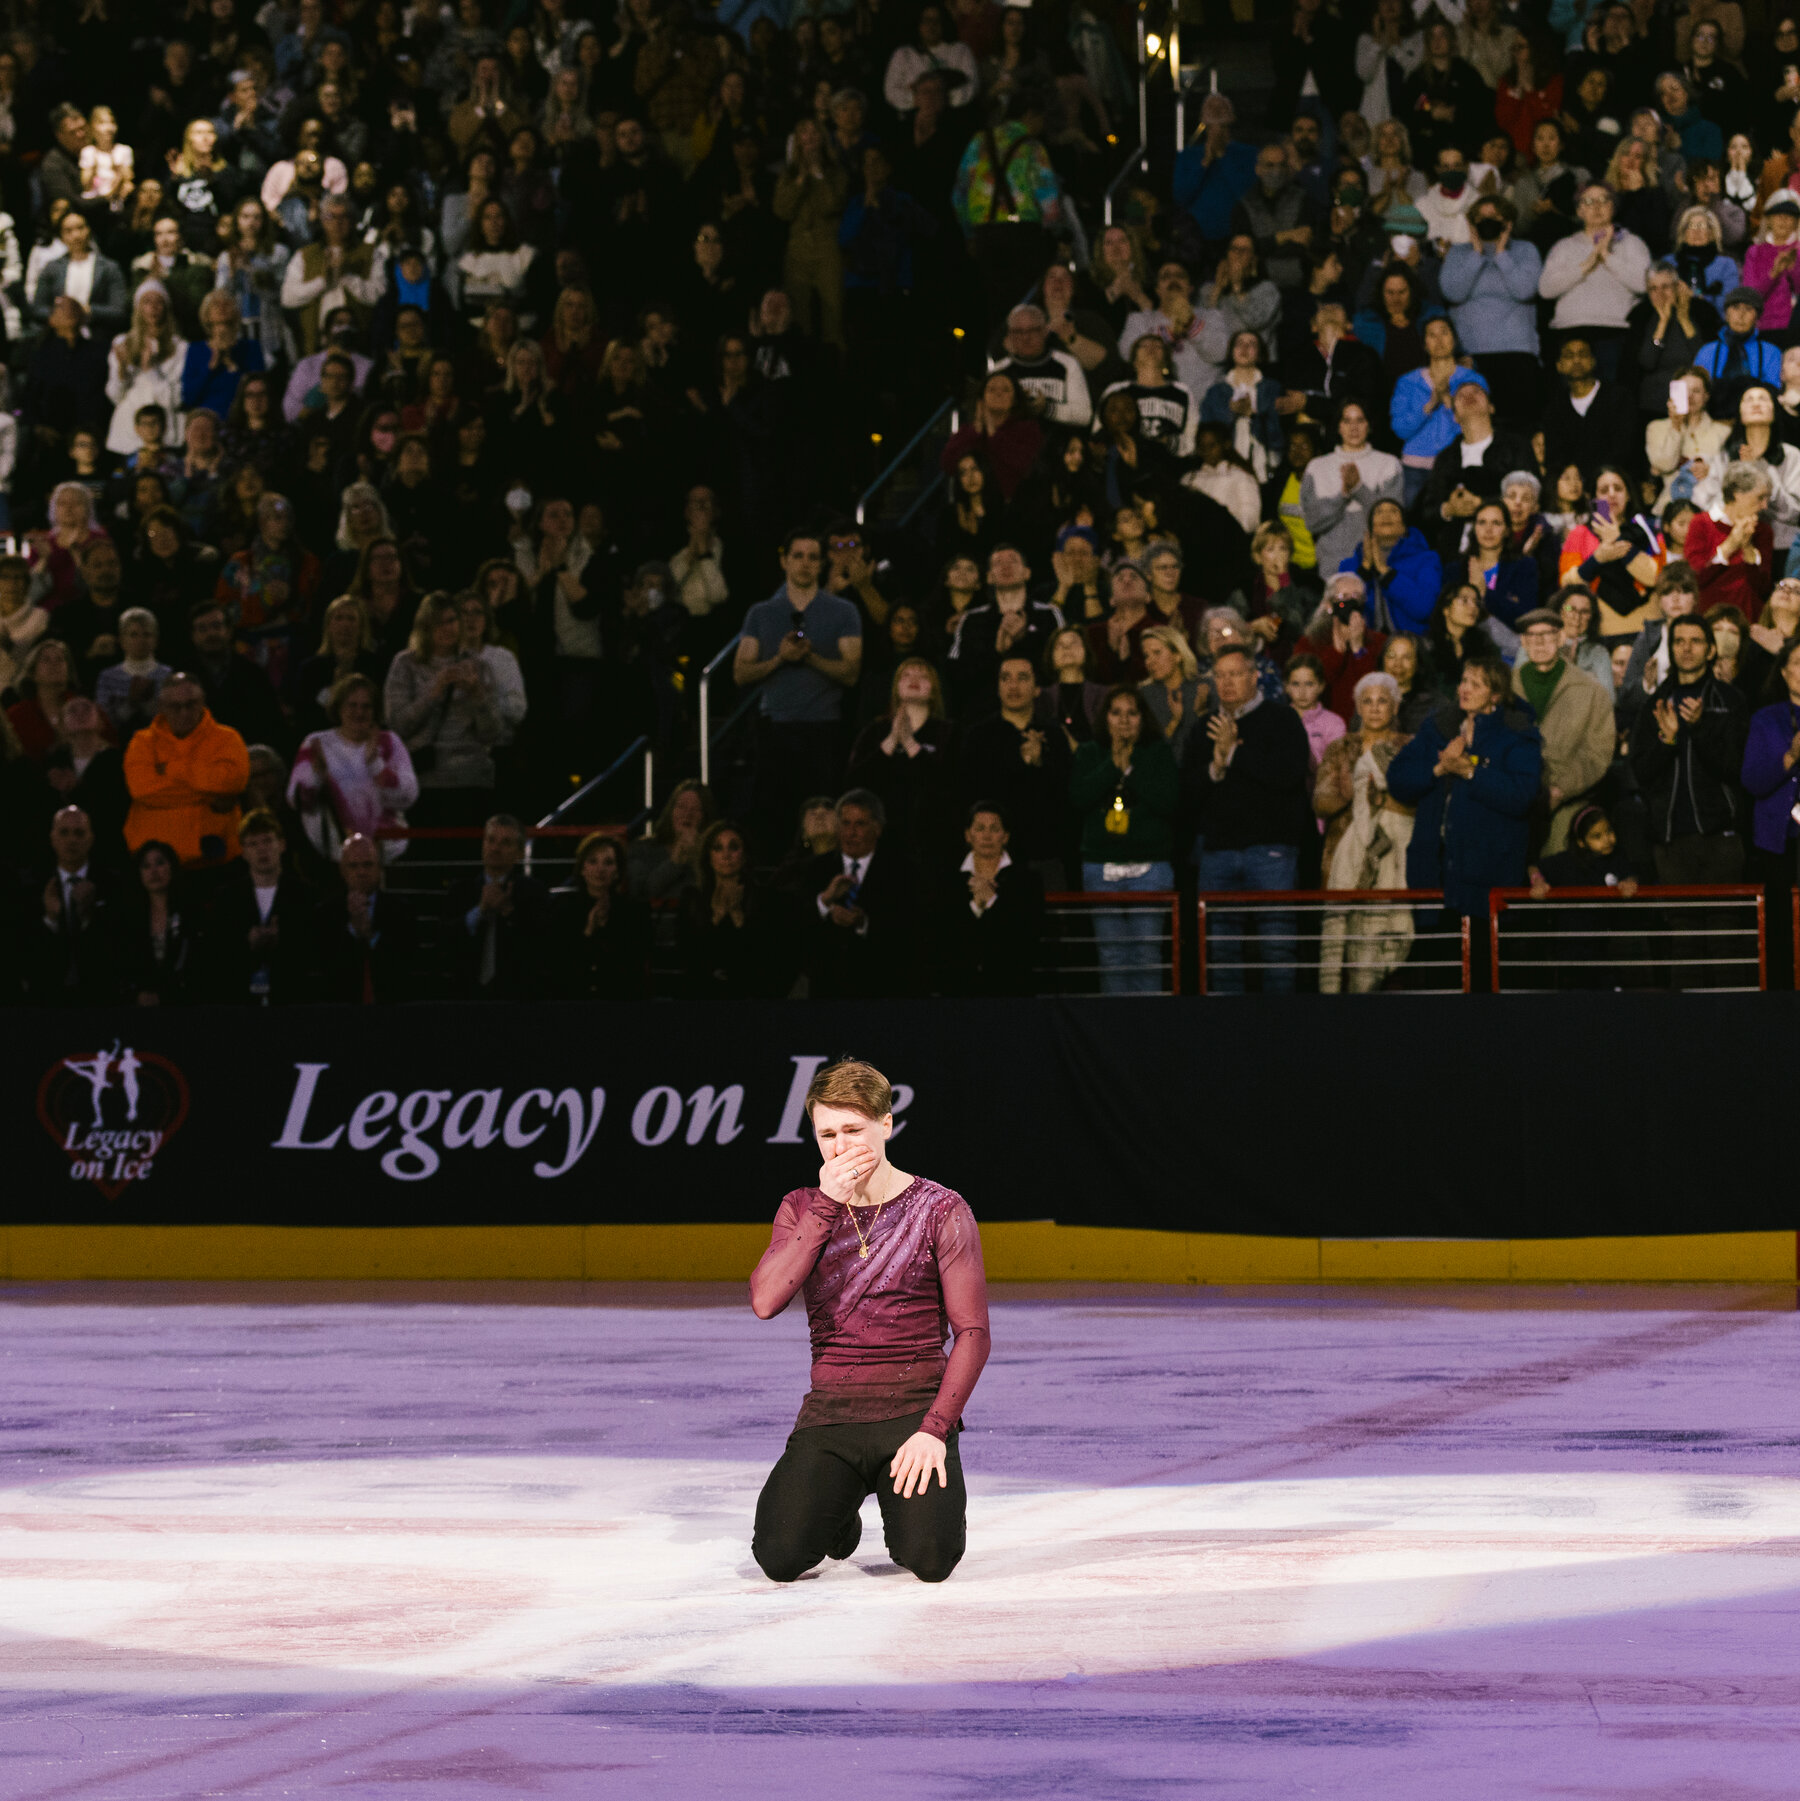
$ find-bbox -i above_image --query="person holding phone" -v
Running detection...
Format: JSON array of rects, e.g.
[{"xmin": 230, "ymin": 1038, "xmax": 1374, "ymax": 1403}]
[{"xmin": 750, "ymin": 1058, "xmax": 989, "ymax": 1585}]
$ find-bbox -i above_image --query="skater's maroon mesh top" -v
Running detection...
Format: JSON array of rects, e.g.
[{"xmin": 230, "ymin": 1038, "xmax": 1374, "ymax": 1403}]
[{"xmin": 750, "ymin": 1178, "xmax": 990, "ymax": 1439}]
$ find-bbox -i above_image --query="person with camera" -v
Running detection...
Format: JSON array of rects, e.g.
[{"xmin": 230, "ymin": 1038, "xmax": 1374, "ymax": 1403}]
[
  {"xmin": 1308, "ymin": 573, "xmax": 1390, "ymax": 721},
  {"xmin": 735, "ymin": 528, "xmax": 864, "ymax": 862}
]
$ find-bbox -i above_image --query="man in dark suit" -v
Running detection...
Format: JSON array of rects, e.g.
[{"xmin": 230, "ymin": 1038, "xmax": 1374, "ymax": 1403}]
[
  {"xmin": 797, "ymin": 788, "xmax": 914, "ymax": 997},
  {"xmin": 934, "ymin": 802, "xmax": 1045, "ymax": 996},
  {"xmin": 315, "ymin": 833, "xmax": 422, "ymax": 1003},
  {"xmin": 24, "ymin": 805, "xmax": 123, "ymax": 1004},
  {"xmin": 447, "ymin": 813, "xmax": 552, "ymax": 1001},
  {"xmin": 1415, "ymin": 380, "xmax": 1536, "ymax": 556},
  {"xmin": 204, "ymin": 809, "xmax": 318, "ymax": 1003}
]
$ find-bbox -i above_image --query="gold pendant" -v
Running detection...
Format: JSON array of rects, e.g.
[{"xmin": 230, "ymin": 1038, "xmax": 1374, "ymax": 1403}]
[{"xmin": 859, "ymin": 1246, "xmax": 869, "ymax": 1258}]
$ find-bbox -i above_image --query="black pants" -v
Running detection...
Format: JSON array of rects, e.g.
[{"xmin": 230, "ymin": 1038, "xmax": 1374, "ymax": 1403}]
[
  {"xmin": 753, "ymin": 1409, "xmax": 966, "ymax": 1584},
  {"xmin": 1653, "ymin": 832, "xmax": 1748, "ymax": 989}
]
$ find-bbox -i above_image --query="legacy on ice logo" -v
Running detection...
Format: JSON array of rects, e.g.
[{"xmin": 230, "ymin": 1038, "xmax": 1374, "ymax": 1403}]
[{"xmin": 37, "ymin": 1042, "xmax": 190, "ymax": 1196}]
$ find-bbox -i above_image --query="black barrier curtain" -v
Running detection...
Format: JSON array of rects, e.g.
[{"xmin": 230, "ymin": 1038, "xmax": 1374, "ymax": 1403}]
[{"xmin": 7, "ymin": 998, "xmax": 1796, "ymax": 1238}]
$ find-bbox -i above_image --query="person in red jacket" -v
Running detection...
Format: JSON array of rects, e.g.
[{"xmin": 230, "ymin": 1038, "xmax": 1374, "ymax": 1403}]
[
  {"xmin": 1309, "ymin": 573, "xmax": 1388, "ymax": 720},
  {"xmin": 1684, "ymin": 462, "xmax": 1776, "ymax": 621},
  {"xmin": 939, "ymin": 369, "xmax": 1043, "ymax": 500}
]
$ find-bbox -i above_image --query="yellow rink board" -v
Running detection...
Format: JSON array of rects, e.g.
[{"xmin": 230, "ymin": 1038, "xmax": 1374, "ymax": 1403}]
[{"xmin": 0, "ymin": 1223, "xmax": 1792, "ymax": 1284}]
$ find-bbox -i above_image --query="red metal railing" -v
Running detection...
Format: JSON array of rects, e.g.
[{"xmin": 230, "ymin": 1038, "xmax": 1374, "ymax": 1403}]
[
  {"xmin": 1488, "ymin": 886, "xmax": 1766, "ymax": 993},
  {"xmin": 1194, "ymin": 889, "xmax": 1467, "ymax": 995}
]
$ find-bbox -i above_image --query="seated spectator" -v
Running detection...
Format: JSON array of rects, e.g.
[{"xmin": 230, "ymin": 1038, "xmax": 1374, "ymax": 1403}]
[
  {"xmin": 938, "ymin": 450, "xmax": 1006, "ymax": 574},
  {"xmin": 679, "ymin": 819, "xmax": 798, "ymax": 999},
  {"xmin": 1388, "ymin": 652, "xmax": 1542, "ymax": 972},
  {"xmin": 215, "ymin": 494, "xmax": 318, "ymax": 696},
  {"xmin": 24, "ymin": 805, "xmax": 123, "ymax": 1006},
  {"xmin": 1302, "ymin": 400, "xmax": 1404, "ymax": 581},
  {"xmin": 122, "ymin": 671, "xmax": 252, "ymax": 866},
  {"xmin": 1183, "ymin": 642, "xmax": 1313, "ymax": 995},
  {"xmin": 1072, "ymin": 685, "xmax": 1178, "ymax": 996},
  {"xmin": 1197, "ymin": 605, "xmax": 1285, "ymax": 706},
  {"xmin": 1353, "ymin": 265, "xmax": 1442, "ymax": 397},
  {"xmin": 1528, "ymin": 805, "xmax": 1645, "ymax": 894},
  {"xmin": 7, "ymin": 639, "xmax": 81, "ymax": 760},
  {"xmin": 1200, "ymin": 233, "xmax": 1282, "ymax": 353},
  {"xmin": 628, "ymin": 781, "xmax": 716, "ymax": 902},
  {"xmin": 453, "ymin": 587, "xmax": 528, "ymax": 758},
  {"xmin": 1685, "ymin": 461, "xmax": 1776, "ymax": 619},
  {"xmin": 1313, "ymin": 671, "xmax": 1417, "ymax": 993},
  {"xmin": 314, "ymin": 831, "xmax": 423, "ymax": 1005},
  {"xmin": 1692, "ymin": 284, "xmax": 1783, "ymax": 385},
  {"xmin": 1137, "ymin": 625, "xmax": 1209, "ymax": 767},
  {"xmin": 1381, "ymin": 632, "xmax": 1438, "ymax": 731},
  {"xmin": 203, "ymin": 807, "xmax": 317, "ymax": 1005},
  {"xmin": 1336, "ymin": 497, "xmax": 1443, "ymax": 634},
  {"xmin": 1511, "ymin": 609, "xmax": 1618, "ymax": 853},
  {"xmin": 94, "ymin": 608, "xmax": 170, "ymax": 738},
  {"xmin": 1142, "ymin": 541, "xmax": 1207, "ymax": 650},
  {"xmin": 848, "ymin": 658, "xmax": 957, "ymax": 864},
  {"xmin": 1225, "ymin": 523, "xmax": 1314, "ymax": 657},
  {"xmin": 57, "ymin": 538, "xmax": 130, "ymax": 693},
  {"xmin": 1497, "ymin": 469, "xmax": 1562, "ymax": 597},
  {"xmin": 447, "ymin": 813, "xmax": 552, "ymax": 1001},
  {"xmin": 105, "ymin": 290, "xmax": 188, "ymax": 459},
  {"xmin": 117, "ymin": 838, "xmax": 198, "ymax": 1007},
  {"xmin": 988, "ymin": 304, "xmax": 1092, "ymax": 429},
  {"xmin": 29, "ymin": 483, "xmax": 109, "ymax": 614},
  {"xmin": 383, "ymin": 593, "xmax": 504, "ymax": 829},
  {"xmin": 288, "ymin": 673, "xmax": 420, "ymax": 866},
  {"xmin": 551, "ymin": 831, "xmax": 651, "ymax": 1001},
  {"xmin": 1628, "ymin": 610, "xmax": 1750, "ymax": 885},
  {"xmin": 934, "ymin": 801, "xmax": 1044, "ymax": 996},
  {"xmin": 796, "ymin": 788, "xmax": 914, "ymax": 998},
  {"xmin": 1118, "ymin": 258, "xmax": 1231, "ymax": 407}
]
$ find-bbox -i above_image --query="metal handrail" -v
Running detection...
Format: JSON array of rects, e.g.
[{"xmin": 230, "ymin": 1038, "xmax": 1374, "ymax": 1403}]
[
  {"xmin": 535, "ymin": 733, "xmax": 653, "ymax": 830},
  {"xmin": 854, "ymin": 398, "xmax": 957, "ymax": 528},
  {"xmin": 1103, "ymin": 142, "xmax": 1148, "ymax": 227},
  {"xmin": 697, "ymin": 633, "xmax": 741, "ymax": 787}
]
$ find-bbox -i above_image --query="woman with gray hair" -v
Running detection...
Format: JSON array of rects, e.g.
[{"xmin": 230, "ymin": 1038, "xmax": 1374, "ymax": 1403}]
[
  {"xmin": 1312, "ymin": 669, "xmax": 1416, "ymax": 993},
  {"xmin": 1684, "ymin": 459, "xmax": 1776, "ymax": 621},
  {"xmin": 94, "ymin": 608, "xmax": 170, "ymax": 737}
]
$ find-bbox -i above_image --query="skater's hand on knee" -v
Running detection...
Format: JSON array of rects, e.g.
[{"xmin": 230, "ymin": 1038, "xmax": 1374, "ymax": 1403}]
[{"xmin": 890, "ymin": 1431, "xmax": 947, "ymax": 1498}]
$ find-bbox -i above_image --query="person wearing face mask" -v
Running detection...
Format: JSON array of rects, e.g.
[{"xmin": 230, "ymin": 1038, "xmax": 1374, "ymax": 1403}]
[
  {"xmin": 1440, "ymin": 195, "xmax": 1543, "ymax": 431},
  {"xmin": 1230, "ymin": 142, "xmax": 1320, "ymax": 293},
  {"xmin": 1419, "ymin": 147, "xmax": 1479, "ymax": 252}
]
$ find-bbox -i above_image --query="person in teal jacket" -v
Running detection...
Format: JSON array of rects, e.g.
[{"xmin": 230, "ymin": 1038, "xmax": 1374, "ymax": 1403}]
[{"xmin": 1072, "ymin": 684, "xmax": 1180, "ymax": 993}]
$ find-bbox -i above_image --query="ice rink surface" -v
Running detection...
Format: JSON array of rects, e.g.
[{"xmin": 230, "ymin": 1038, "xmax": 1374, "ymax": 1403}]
[{"xmin": 1, "ymin": 1279, "xmax": 1797, "ymax": 1798}]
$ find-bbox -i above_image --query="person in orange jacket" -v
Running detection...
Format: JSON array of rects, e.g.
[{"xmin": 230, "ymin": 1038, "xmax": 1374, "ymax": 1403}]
[{"xmin": 123, "ymin": 673, "xmax": 253, "ymax": 866}]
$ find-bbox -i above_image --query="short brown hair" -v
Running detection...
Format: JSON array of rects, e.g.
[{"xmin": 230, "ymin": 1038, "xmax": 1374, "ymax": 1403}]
[
  {"xmin": 239, "ymin": 807, "xmax": 284, "ymax": 841},
  {"xmin": 804, "ymin": 1058, "xmax": 893, "ymax": 1122}
]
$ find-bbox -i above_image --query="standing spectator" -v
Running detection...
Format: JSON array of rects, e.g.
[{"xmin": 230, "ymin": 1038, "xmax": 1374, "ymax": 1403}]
[
  {"xmin": 1173, "ymin": 95, "xmax": 1259, "ymax": 262},
  {"xmin": 1388, "ymin": 653, "xmax": 1542, "ymax": 973},
  {"xmin": 32, "ymin": 210, "xmax": 127, "ymax": 337},
  {"xmin": 1511, "ymin": 609, "xmax": 1618, "ymax": 853},
  {"xmin": 1313, "ymin": 671, "xmax": 1418, "ymax": 992},
  {"xmin": 1336, "ymin": 498, "xmax": 1443, "ymax": 634},
  {"xmin": 24, "ymin": 806, "xmax": 122, "ymax": 1006},
  {"xmin": 1138, "ymin": 626, "xmax": 1208, "ymax": 766},
  {"xmin": 1540, "ymin": 335, "xmax": 1642, "ymax": 484},
  {"xmin": 1301, "ymin": 401, "xmax": 1404, "ymax": 580},
  {"xmin": 1629, "ymin": 265, "xmax": 1719, "ymax": 428},
  {"xmin": 1739, "ymin": 636, "xmax": 1800, "ymax": 983},
  {"xmin": 1417, "ymin": 381, "xmax": 1537, "ymax": 553},
  {"xmin": 1390, "ymin": 324, "xmax": 1487, "ymax": 505},
  {"xmin": 1684, "ymin": 462, "xmax": 1776, "ymax": 619},
  {"xmin": 93, "ymin": 609, "xmax": 169, "ymax": 740},
  {"xmin": 1627, "ymin": 611, "xmax": 1750, "ymax": 883},
  {"xmin": 847, "ymin": 658, "xmax": 957, "ymax": 866},
  {"xmin": 288, "ymin": 673, "xmax": 419, "ymax": 866},
  {"xmin": 122, "ymin": 672, "xmax": 252, "ymax": 867},
  {"xmin": 1184, "ymin": 642, "xmax": 1313, "ymax": 994},
  {"xmin": 1071, "ymin": 685, "xmax": 1178, "ymax": 994},
  {"xmin": 314, "ymin": 831, "xmax": 423, "ymax": 1004},
  {"xmin": 939, "ymin": 369, "xmax": 1043, "ymax": 501},
  {"xmin": 627, "ymin": 780, "xmax": 716, "ymax": 902},
  {"xmin": 1538, "ymin": 184, "xmax": 1651, "ymax": 378},
  {"xmin": 960, "ymin": 652, "xmax": 1073, "ymax": 892},
  {"xmin": 678, "ymin": 819, "xmax": 797, "ymax": 999},
  {"xmin": 181, "ymin": 289, "xmax": 265, "ymax": 417},
  {"xmin": 383, "ymin": 593, "xmax": 503, "ymax": 829},
  {"xmin": 733, "ymin": 528, "xmax": 863, "ymax": 860},
  {"xmin": 447, "ymin": 812, "xmax": 552, "ymax": 1000},
  {"xmin": 1691, "ymin": 285, "xmax": 1782, "ymax": 385},
  {"xmin": 203, "ymin": 808, "xmax": 317, "ymax": 1005},
  {"xmin": 117, "ymin": 839, "xmax": 198, "ymax": 1007},
  {"xmin": 934, "ymin": 801, "xmax": 1044, "ymax": 996},
  {"xmin": 948, "ymin": 542, "xmax": 1062, "ymax": 704},
  {"xmin": 550, "ymin": 831, "xmax": 651, "ymax": 1000}
]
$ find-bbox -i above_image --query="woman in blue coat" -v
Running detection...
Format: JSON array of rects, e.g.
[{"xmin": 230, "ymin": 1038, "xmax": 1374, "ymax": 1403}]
[{"xmin": 1388, "ymin": 650, "xmax": 1543, "ymax": 983}]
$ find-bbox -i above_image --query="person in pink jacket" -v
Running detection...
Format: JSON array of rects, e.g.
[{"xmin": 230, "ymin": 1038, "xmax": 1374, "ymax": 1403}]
[{"xmin": 1742, "ymin": 193, "xmax": 1800, "ymax": 333}]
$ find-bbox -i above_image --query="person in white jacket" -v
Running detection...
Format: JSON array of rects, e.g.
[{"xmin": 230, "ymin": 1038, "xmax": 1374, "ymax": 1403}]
[
  {"xmin": 988, "ymin": 305, "xmax": 1092, "ymax": 427},
  {"xmin": 104, "ymin": 280, "xmax": 188, "ymax": 454},
  {"xmin": 883, "ymin": 6, "xmax": 978, "ymax": 113},
  {"xmin": 1538, "ymin": 185, "xmax": 1650, "ymax": 368},
  {"xmin": 1301, "ymin": 401, "xmax": 1405, "ymax": 578}
]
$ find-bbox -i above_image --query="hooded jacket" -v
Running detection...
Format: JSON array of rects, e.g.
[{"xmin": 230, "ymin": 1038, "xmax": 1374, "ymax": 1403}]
[
  {"xmin": 1387, "ymin": 698, "xmax": 1543, "ymax": 912},
  {"xmin": 122, "ymin": 707, "xmax": 253, "ymax": 865},
  {"xmin": 1334, "ymin": 527, "xmax": 1444, "ymax": 635}
]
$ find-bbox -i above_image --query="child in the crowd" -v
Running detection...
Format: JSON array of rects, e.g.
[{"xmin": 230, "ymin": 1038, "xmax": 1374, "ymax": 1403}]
[
  {"xmin": 1285, "ymin": 652, "xmax": 1346, "ymax": 772},
  {"xmin": 1528, "ymin": 806, "xmax": 1643, "ymax": 896}
]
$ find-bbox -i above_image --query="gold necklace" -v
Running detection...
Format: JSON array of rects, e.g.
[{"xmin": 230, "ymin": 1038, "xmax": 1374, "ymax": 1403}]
[{"xmin": 847, "ymin": 1173, "xmax": 893, "ymax": 1258}]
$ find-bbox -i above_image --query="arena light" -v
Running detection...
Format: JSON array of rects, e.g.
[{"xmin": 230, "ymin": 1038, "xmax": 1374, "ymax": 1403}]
[
  {"xmin": 870, "ymin": 433, "xmax": 883, "ymax": 444},
  {"xmin": 1145, "ymin": 31, "xmax": 1162, "ymax": 56}
]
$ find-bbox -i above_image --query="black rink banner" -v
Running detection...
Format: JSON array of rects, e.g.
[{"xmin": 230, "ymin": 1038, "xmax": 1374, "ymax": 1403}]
[{"xmin": 6, "ymin": 997, "xmax": 1798, "ymax": 1239}]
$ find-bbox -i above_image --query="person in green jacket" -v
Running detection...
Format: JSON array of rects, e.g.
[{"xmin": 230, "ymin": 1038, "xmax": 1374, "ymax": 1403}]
[{"xmin": 1070, "ymin": 684, "xmax": 1180, "ymax": 993}]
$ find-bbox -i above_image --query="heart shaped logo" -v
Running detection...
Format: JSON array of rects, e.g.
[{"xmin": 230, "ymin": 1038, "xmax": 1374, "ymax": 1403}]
[{"xmin": 36, "ymin": 1044, "xmax": 191, "ymax": 1200}]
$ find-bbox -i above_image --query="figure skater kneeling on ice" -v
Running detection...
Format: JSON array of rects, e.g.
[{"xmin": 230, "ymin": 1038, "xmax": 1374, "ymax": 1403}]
[{"xmin": 749, "ymin": 1058, "xmax": 990, "ymax": 1584}]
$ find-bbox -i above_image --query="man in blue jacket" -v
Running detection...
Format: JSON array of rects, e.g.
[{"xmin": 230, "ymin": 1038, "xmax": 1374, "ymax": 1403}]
[
  {"xmin": 1388, "ymin": 651, "xmax": 1542, "ymax": 987},
  {"xmin": 1335, "ymin": 498, "xmax": 1443, "ymax": 635}
]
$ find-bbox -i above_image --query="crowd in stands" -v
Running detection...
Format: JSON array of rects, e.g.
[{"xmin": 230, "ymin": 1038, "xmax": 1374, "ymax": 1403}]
[{"xmin": 8, "ymin": 0, "xmax": 1800, "ymax": 1003}]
